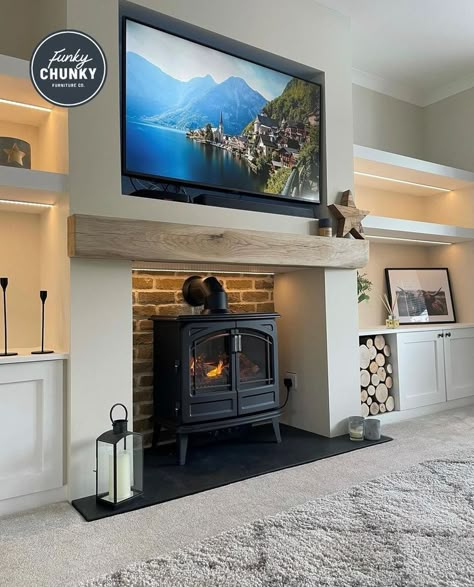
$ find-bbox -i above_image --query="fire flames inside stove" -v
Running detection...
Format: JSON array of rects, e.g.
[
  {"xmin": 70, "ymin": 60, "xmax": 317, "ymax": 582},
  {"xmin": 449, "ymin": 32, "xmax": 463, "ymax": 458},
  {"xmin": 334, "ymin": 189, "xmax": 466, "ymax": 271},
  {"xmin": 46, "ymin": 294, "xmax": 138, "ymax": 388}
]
[{"xmin": 190, "ymin": 353, "xmax": 262, "ymax": 388}]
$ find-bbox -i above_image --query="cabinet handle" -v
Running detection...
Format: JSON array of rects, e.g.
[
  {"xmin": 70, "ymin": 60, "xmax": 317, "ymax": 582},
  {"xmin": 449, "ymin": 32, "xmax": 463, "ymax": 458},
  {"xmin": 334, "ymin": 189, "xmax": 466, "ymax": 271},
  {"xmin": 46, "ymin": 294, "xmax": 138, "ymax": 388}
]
[
  {"xmin": 446, "ymin": 332, "xmax": 451, "ymax": 338},
  {"xmin": 437, "ymin": 333, "xmax": 444, "ymax": 338}
]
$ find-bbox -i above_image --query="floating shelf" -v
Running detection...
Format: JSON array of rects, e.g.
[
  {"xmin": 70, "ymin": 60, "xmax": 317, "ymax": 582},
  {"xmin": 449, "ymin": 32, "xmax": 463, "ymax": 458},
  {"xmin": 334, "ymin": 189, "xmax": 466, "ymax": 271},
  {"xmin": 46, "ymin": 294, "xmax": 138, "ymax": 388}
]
[
  {"xmin": 0, "ymin": 166, "xmax": 68, "ymax": 205},
  {"xmin": 354, "ymin": 145, "xmax": 474, "ymax": 196},
  {"xmin": 362, "ymin": 215, "xmax": 474, "ymax": 245}
]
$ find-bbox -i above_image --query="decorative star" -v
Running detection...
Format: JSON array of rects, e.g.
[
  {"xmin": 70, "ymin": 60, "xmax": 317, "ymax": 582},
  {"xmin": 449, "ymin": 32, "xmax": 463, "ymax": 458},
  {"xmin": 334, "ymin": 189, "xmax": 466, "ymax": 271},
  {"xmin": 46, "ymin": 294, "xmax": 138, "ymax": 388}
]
[
  {"xmin": 328, "ymin": 190, "xmax": 370, "ymax": 239},
  {"xmin": 3, "ymin": 143, "xmax": 26, "ymax": 167}
]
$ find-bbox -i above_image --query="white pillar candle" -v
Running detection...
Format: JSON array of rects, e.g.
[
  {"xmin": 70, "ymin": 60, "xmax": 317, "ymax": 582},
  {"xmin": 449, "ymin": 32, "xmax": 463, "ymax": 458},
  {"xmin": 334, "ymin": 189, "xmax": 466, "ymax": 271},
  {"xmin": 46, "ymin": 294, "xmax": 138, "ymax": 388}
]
[{"xmin": 108, "ymin": 450, "xmax": 132, "ymax": 502}]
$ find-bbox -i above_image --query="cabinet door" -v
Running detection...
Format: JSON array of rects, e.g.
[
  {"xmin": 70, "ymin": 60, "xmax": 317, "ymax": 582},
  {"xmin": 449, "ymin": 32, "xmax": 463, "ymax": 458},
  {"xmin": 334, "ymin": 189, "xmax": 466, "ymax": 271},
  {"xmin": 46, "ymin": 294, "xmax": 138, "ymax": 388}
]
[
  {"xmin": 0, "ymin": 360, "xmax": 64, "ymax": 501},
  {"xmin": 445, "ymin": 328, "xmax": 474, "ymax": 401},
  {"xmin": 397, "ymin": 331, "xmax": 446, "ymax": 410}
]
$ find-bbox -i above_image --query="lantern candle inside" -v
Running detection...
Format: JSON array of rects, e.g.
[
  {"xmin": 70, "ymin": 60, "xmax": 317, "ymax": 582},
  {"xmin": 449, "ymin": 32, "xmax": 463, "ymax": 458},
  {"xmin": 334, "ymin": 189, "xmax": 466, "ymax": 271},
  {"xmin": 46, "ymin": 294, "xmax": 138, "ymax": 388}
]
[{"xmin": 108, "ymin": 450, "xmax": 132, "ymax": 502}]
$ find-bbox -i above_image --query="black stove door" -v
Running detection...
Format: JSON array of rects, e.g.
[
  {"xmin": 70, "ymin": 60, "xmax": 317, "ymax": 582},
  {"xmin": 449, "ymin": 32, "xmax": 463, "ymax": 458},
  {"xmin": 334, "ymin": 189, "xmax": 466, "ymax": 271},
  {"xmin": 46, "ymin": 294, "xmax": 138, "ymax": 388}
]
[
  {"xmin": 235, "ymin": 319, "xmax": 279, "ymax": 415},
  {"xmin": 182, "ymin": 322, "xmax": 237, "ymax": 423}
]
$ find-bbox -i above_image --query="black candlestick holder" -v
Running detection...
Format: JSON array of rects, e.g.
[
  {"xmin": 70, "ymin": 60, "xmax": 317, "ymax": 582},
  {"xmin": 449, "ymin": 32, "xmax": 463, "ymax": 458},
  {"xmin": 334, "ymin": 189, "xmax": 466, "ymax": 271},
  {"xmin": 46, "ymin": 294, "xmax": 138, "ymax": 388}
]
[
  {"xmin": 1, "ymin": 277, "xmax": 17, "ymax": 357},
  {"xmin": 32, "ymin": 290, "xmax": 54, "ymax": 355}
]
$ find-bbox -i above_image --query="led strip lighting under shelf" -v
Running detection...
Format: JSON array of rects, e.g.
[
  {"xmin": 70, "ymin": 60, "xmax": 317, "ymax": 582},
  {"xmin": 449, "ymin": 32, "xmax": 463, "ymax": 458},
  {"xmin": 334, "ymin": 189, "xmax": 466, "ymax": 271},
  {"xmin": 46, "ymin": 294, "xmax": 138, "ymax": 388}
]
[
  {"xmin": 132, "ymin": 268, "xmax": 275, "ymax": 275},
  {"xmin": 0, "ymin": 98, "xmax": 52, "ymax": 112},
  {"xmin": 367, "ymin": 235, "xmax": 452, "ymax": 245},
  {"xmin": 0, "ymin": 199, "xmax": 53, "ymax": 208},
  {"xmin": 354, "ymin": 171, "xmax": 451, "ymax": 193}
]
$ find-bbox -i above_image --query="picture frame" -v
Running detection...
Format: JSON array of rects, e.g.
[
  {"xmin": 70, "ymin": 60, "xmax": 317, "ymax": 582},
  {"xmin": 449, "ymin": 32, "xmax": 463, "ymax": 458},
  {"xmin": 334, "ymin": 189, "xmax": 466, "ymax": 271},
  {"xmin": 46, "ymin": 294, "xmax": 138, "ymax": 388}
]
[{"xmin": 385, "ymin": 268, "xmax": 456, "ymax": 324}]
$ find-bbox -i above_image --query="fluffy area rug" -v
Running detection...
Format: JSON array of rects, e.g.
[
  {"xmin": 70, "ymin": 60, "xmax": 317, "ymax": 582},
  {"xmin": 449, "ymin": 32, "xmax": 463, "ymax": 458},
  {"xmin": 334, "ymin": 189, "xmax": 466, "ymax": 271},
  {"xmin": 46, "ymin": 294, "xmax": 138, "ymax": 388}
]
[{"xmin": 84, "ymin": 452, "xmax": 474, "ymax": 586}]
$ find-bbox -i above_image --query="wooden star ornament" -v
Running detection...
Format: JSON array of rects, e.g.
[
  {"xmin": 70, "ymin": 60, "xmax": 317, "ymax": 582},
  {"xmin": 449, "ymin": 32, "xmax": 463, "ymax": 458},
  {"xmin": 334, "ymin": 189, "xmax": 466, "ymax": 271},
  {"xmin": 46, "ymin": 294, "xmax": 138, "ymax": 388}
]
[
  {"xmin": 3, "ymin": 143, "xmax": 26, "ymax": 167},
  {"xmin": 328, "ymin": 190, "xmax": 370, "ymax": 239}
]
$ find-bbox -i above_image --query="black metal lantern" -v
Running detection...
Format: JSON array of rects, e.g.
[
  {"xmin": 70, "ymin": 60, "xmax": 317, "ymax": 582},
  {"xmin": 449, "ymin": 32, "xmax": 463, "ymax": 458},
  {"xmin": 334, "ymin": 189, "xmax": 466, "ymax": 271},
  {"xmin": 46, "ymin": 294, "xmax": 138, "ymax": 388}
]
[{"xmin": 96, "ymin": 403, "xmax": 143, "ymax": 506}]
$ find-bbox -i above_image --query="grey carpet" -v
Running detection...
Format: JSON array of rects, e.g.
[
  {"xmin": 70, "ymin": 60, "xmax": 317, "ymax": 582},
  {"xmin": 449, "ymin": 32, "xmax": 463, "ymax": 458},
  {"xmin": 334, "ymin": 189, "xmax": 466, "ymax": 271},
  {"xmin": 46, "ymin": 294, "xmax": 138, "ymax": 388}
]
[{"xmin": 83, "ymin": 451, "xmax": 474, "ymax": 586}]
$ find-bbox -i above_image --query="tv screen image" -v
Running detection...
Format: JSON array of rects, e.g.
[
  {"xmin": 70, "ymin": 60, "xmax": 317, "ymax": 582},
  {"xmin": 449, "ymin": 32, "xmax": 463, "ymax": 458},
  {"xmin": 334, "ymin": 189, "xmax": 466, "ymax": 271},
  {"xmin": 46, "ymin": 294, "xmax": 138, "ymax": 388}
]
[{"xmin": 123, "ymin": 19, "xmax": 321, "ymax": 203}]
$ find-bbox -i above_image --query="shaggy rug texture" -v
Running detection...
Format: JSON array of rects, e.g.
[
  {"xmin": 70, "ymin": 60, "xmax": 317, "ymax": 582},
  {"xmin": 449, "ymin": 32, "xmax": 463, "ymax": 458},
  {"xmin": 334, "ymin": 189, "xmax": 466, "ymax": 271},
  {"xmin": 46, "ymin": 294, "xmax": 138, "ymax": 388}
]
[{"xmin": 84, "ymin": 452, "xmax": 474, "ymax": 586}]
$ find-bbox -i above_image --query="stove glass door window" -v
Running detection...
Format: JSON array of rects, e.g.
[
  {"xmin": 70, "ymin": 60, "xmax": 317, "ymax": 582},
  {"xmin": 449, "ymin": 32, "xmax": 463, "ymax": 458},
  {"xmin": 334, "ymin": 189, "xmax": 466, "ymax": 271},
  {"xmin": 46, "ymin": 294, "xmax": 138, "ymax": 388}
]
[
  {"xmin": 237, "ymin": 329, "xmax": 273, "ymax": 387},
  {"xmin": 190, "ymin": 332, "xmax": 231, "ymax": 393}
]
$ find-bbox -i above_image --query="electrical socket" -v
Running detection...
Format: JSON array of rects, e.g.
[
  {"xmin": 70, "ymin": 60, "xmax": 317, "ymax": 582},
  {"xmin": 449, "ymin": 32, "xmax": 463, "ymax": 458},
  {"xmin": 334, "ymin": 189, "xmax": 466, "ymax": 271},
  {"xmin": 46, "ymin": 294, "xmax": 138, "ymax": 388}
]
[{"xmin": 285, "ymin": 371, "xmax": 297, "ymax": 391}]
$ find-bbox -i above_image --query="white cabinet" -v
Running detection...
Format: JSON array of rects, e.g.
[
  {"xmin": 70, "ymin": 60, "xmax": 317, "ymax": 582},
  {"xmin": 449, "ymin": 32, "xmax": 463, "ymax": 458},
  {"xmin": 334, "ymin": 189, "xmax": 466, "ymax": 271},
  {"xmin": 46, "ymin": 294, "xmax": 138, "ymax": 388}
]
[
  {"xmin": 444, "ymin": 328, "xmax": 474, "ymax": 401},
  {"xmin": 0, "ymin": 358, "xmax": 64, "ymax": 502},
  {"xmin": 397, "ymin": 330, "xmax": 447, "ymax": 410},
  {"xmin": 396, "ymin": 327, "xmax": 474, "ymax": 409}
]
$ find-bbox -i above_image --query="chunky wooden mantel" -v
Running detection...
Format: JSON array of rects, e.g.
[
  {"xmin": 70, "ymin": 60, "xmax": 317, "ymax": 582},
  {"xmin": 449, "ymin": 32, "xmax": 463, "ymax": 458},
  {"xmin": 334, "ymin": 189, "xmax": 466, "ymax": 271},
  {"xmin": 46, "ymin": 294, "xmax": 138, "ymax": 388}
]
[{"xmin": 67, "ymin": 214, "xmax": 369, "ymax": 270}]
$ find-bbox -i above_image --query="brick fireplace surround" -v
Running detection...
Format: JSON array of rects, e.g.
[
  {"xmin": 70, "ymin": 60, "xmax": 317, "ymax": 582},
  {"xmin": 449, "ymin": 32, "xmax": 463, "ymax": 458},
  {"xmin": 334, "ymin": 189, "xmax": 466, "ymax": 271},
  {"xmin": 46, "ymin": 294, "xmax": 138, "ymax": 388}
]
[{"xmin": 133, "ymin": 271, "xmax": 275, "ymax": 445}]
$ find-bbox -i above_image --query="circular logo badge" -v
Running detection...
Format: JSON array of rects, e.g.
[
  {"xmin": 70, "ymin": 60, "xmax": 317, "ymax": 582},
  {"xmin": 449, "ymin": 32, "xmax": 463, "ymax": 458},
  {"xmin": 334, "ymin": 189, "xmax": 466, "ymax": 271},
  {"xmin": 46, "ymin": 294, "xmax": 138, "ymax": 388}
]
[{"xmin": 30, "ymin": 30, "xmax": 107, "ymax": 107}]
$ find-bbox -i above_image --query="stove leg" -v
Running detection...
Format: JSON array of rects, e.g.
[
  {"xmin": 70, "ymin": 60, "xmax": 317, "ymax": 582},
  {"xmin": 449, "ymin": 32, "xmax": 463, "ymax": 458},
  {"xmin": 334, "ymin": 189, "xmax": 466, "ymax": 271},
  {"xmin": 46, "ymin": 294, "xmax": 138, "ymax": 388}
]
[
  {"xmin": 272, "ymin": 417, "xmax": 282, "ymax": 443},
  {"xmin": 178, "ymin": 433, "xmax": 188, "ymax": 465}
]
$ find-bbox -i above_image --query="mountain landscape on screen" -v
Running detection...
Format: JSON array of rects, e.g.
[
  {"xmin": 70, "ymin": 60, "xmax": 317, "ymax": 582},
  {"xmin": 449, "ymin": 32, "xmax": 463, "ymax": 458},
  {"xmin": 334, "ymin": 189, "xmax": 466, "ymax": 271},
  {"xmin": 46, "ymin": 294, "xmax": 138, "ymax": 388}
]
[
  {"xmin": 124, "ymin": 21, "xmax": 321, "ymax": 201},
  {"xmin": 126, "ymin": 53, "xmax": 267, "ymax": 135}
]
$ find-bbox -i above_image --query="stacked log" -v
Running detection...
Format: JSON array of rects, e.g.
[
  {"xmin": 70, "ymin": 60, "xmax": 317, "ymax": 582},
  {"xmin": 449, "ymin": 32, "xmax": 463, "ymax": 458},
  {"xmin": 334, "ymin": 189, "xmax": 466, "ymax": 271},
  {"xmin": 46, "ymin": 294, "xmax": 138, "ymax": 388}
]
[{"xmin": 359, "ymin": 335, "xmax": 395, "ymax": 416}]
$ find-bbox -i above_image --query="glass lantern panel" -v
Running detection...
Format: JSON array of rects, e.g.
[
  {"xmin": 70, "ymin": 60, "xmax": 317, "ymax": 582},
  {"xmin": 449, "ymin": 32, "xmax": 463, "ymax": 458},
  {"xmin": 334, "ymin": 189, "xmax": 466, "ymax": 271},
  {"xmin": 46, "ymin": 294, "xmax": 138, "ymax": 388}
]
[{"xmin": 97, "ymin": 434, "xmax": 143, "ymax": 504}]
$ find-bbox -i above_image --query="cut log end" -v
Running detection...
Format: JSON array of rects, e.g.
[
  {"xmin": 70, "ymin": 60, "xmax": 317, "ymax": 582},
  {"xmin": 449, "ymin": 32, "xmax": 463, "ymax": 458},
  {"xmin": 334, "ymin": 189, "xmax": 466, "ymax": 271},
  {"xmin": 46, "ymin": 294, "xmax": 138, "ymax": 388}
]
[
  {"xmin": 374, "ymin": 335, "xmax": 385, "ymax": 350},
  {"xmin": 360, "ymin": 370, "xmax": 370, "ymax": 388},
  {"xmin": 375, "ymin": 383, "xmax": 389, "ymax": 404},
  {"xmin": 369, "ymin": 402, "xmax": 380, "ymax": 415},
  {"xmin": 371, "ymin": 373, "xmax": 380, "ymax": 387},
  {"xmin": 359, "ymin": 345, "xmax": 370, "ymax": 369},
  {"xmin": 386, "ymin": 396, "xmax": 395, "ymax": 412}
]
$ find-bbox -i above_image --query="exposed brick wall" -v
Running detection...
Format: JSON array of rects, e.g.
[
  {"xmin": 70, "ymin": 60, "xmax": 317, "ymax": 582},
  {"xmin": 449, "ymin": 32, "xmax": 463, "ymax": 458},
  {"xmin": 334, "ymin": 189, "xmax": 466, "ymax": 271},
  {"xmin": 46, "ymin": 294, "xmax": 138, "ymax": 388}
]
[{"xmin": 132, "ymin": 271, "xmax": 274, "ymax": 445}]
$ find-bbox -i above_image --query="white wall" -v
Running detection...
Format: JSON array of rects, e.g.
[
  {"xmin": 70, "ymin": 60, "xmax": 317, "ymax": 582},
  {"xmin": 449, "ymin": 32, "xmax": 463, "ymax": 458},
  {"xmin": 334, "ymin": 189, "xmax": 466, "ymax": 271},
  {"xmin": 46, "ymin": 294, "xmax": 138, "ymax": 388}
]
[
  {"xmin": 352, "ymin": 84, "xmax": 424, "ymax": 159},
  {"xmin": 358, "ymin": 243, "xmax": 433, "ymax": 328},
  {"xmin": 423, "ymin": 88, "xmax": 474, "ymax": 173},
  {"xmin": 0, "ymin": 211, "xmax": 41, "ymax": 349},
  {"xmin": 430, "ymin": 242, "xmax": 474, "ymax": 324},
  {"xmin": 65, "ymin": 0, "xmax": 356, "ymax": 499},
  {"xmin": 0, "ymin": 0, "xmax": 67, "ymax": 60},
  {"xmin": 354, "ymin": 185, "xmax": 428, "ymax": 222},
  {"xmin": 275, "ymin": 268, "xmax": 360, "ymax": 436}
]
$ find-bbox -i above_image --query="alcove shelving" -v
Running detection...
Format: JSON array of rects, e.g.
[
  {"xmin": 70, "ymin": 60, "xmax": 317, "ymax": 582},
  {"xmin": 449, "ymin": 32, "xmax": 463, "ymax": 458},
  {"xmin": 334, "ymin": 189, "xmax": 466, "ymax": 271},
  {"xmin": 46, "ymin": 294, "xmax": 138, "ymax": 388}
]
[
  {"xmin": 355, "ymin": 144, "xmax": 474, "ymax": 422},
  {"xmin": 0, "ymin": 54, "xmax": 68, "ymax": 197},
  {"xmin": 0, "ymin": 53, "xmax": 69, "ymax": 354}
]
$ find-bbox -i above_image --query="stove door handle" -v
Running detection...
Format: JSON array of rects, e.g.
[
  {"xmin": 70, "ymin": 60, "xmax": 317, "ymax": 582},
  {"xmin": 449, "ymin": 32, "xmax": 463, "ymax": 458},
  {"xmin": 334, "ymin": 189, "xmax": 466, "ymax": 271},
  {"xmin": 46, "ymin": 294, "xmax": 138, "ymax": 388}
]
[
  {"xmin": 232, "ymin": 334, "xmax": 239, "ymax": 353},
  {"xmin": 232, "ymin": 334, "xmax": 242, "ymax": 353}
]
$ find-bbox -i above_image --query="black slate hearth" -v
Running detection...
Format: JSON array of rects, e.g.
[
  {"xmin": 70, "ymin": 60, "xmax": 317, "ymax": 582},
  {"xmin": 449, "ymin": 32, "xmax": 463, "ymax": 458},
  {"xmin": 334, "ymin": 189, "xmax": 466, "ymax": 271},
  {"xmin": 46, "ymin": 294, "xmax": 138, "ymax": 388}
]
[{"xmin": 72, "ymin": 424, "xmax": 392, "ymax": 521}]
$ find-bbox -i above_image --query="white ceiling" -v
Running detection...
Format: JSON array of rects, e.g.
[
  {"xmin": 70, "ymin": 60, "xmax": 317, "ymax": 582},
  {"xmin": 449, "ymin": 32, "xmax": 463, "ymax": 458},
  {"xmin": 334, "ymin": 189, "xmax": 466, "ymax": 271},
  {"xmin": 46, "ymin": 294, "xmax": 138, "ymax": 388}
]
[{"xmin": 317, "ymin": 0, "xmax": 474, "ymax": 106}]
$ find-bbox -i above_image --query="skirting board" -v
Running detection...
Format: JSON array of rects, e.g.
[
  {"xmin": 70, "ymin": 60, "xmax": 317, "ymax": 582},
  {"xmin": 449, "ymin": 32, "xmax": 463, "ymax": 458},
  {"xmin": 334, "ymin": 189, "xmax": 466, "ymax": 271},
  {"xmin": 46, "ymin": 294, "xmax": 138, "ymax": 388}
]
[
  {"xmin": 365, "ymin": 395, "xmax": 474, "ymax": 425},
  {"xmin": 0, "ymin": 485, "xmax": 67, "ymax": 517}
]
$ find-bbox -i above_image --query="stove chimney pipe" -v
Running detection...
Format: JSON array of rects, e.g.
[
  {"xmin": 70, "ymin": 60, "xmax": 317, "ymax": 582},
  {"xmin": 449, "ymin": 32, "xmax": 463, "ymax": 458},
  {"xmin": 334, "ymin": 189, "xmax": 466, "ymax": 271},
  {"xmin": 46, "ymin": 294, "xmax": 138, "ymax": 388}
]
[{"xmin": 182, "ymin": 276, "xmax": 229, "ymax": 314}]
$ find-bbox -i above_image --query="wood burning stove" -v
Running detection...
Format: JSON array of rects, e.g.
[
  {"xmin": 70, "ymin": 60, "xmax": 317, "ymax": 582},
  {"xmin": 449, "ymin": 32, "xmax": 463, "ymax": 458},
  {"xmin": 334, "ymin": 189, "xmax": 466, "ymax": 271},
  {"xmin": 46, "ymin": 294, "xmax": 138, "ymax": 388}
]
[{"xmin": 151, "ymin": 277, "xmax": 281, "ymax": 464}]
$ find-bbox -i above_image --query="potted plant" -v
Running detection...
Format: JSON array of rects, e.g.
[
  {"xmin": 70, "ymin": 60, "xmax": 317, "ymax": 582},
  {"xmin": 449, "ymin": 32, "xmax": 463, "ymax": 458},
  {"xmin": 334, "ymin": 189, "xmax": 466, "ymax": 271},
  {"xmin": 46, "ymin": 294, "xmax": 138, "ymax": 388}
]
[{"xmin": 357, "ymin": 272, "xmax": 372, "ymax": 304}]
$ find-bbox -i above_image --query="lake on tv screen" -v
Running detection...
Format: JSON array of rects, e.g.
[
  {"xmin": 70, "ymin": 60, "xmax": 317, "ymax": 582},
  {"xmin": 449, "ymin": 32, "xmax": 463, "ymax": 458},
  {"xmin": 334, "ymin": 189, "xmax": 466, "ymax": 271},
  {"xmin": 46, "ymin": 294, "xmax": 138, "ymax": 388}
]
[{"xmin": 125, "ymin": 21, "xmax": 321, "ymax": 201}]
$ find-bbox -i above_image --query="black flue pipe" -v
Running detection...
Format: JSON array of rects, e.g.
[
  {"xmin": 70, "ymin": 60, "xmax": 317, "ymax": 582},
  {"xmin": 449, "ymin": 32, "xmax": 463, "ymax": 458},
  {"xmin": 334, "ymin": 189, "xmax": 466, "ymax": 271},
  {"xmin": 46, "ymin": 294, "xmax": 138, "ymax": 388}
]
[{"xmin": 182, "ymin": 276, "xmax": 229, "ymax": 314}]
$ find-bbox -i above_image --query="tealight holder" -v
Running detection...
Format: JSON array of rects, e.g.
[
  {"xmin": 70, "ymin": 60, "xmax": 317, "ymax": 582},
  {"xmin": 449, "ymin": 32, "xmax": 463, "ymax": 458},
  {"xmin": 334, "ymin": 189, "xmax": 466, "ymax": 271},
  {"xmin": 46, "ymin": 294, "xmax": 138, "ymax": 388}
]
[{"xmin": 348, "ymin": 416, "xmax": 365, "ymax": 441}]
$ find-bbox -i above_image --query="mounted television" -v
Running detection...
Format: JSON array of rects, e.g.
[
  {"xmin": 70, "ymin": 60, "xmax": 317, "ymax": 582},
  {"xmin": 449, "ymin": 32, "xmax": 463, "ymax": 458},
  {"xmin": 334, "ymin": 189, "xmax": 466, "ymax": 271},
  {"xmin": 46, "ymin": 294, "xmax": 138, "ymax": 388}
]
[{"xmin": 122, "ymin": 18, "xmax": 321, "ymax": 204}]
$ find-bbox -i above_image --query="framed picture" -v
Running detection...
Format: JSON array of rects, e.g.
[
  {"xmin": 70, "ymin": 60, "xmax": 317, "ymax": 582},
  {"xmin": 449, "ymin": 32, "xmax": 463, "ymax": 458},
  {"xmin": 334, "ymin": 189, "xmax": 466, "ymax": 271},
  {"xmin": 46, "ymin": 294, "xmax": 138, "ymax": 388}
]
[{"xmin": 385, "ymin": 268, "xmax": 456, "ymax": 324}]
